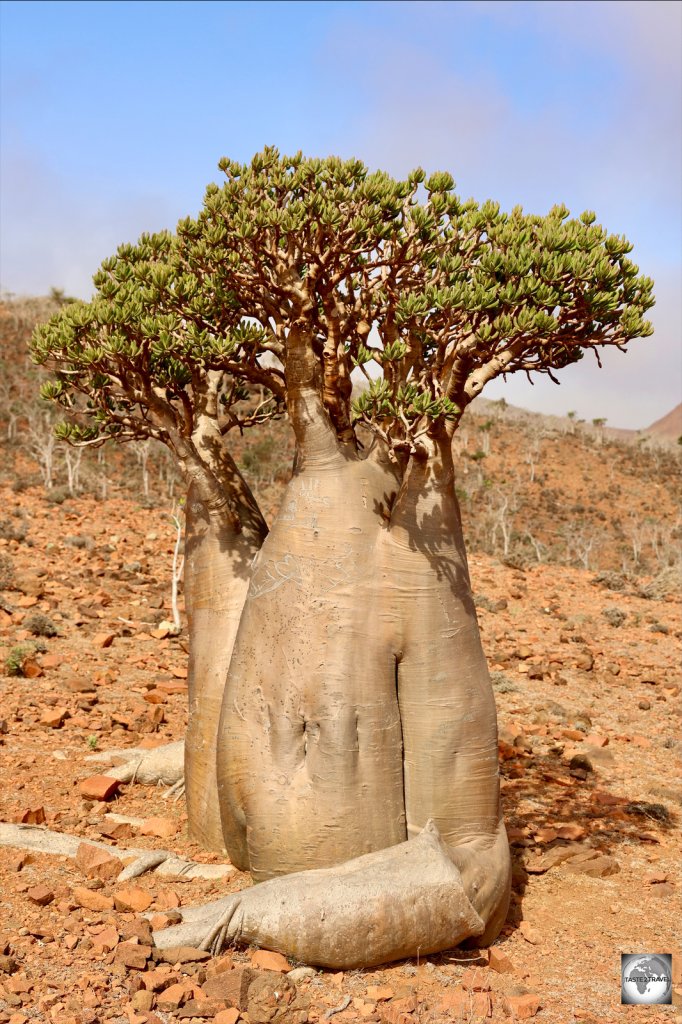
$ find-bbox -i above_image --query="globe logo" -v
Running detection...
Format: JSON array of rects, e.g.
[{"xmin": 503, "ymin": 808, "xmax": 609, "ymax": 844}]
[{"xmin": 621, "ymin": 954, "xmax": 672, "ymax": 1005}]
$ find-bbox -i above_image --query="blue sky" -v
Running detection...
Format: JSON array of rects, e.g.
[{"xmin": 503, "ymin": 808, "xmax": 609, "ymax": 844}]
[{"xmin": 1, "ymin": 0, "xmax": 680, "ymax": 428}]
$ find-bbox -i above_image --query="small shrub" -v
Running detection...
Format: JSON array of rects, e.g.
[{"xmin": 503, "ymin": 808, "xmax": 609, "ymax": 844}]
[
  {"xmin": 0, "ymin": 517, "xmax": 28, "ymax": 542},
  {"xmin": 11, "ymin": 476, "xmax": 40, "ymax": 493},
  {"xmin": 602, "ymin": 607, "xmax": 627, "ymax": 628},
  {"xmin": 0, "ymin": 554, "xmax": 16, "ymax": 590},
  {"xmin": 86, "ymin": 735, "xmax": 99, "ymax": 750},
  {"xmin": 490, "ymin": 671, "xmax": 518, "ymax": 694},
  {"xmin": 64, "ymin": 534, "xmax": 94, "ymax": 550},
  {"xmin": 649, "ymin": 621, "xmax": 670, "ymax": 635},
  {"xmin": 45, "ymin": 486, "xmax": 70, "ymax": 505},
  {"xmin": 25, "ymin": 612, "xmax": 59, "ymax": 637},
  {"xmin": 639, "ymin": 566, "xmax": 680, "ymax": 601},
  {"xmin": 4, "ymin": 640, "xmax": 47, "ymax": 676},
  {"xmin": 592, "ymin": 570, "xmax": 633, "ymax": 593}
]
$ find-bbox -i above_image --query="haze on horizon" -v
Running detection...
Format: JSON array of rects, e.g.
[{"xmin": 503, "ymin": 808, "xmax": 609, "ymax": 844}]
[{"xmin": 1, "ymin": 0, "xmax": 680, "ymax": 430}]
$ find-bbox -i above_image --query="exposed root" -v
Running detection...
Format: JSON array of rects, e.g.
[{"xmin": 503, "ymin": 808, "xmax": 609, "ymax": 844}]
[
  {"xmin": 162, "ymin": 777, "xmax": 186, "ymax": 802},
  {"xmin": 0, "ymin": 823, "xmax": 234, "ymax": 881},
  {"xmin": 86, "ymin": 740, "xmax": 184, "ymax": 785},
  {"xmin": 152, "ymin": 821, "xmax": 486, "ymax": 969}
]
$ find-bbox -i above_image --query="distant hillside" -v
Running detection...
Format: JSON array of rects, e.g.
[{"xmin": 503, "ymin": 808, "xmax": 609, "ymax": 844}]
[{"xmin": 645, "ymin": 403, "xmax": 682, "ymax": 442}]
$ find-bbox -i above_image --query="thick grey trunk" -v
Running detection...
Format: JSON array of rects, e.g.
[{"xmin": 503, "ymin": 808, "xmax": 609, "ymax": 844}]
[
  {"xmin": 211, "ymin": 428, "xmax": 510, "ymax": 952},
  {"xmin": 178, "ymin": 397, "xmax": 268, "ymax": 852}
]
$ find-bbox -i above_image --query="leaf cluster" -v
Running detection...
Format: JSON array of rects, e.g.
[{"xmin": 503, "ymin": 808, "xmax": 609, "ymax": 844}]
[{"xmin": 32, "ymin": 148, "xmax": 654, "ymax": 459}]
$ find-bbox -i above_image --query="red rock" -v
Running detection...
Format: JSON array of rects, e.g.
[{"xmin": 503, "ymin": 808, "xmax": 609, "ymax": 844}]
[
  {"xmin": 555, "ymin": 823, "xmax": 586, "ymax": 841},
  {"xmin": 8, "ymin": 852, "xmax": 30, "ymax": 871},
  {"xmin": 156, "ymin": 681, "xmax": 187, "ymax": 694},
  {"xmin": 365, "ymin": 985, "xmax": 393, "ymax": 1001},
  {"xmin": 20, "ymin": 806, "xmax": 46, "ymax": 825},
  {"xmin": 461, "ymin": 968, "xmax": 491, "ymax": 991},
  {"xmin": 22, "ymin": 659, "xmax": 42, "ymax": 678},
  {"xmin": 72, "ymin": 886, "xmax": 115, "ymax": 912},
  {"xmin": 533, "ymin": 827, "xmax": 558, "ymax": 844},
  {"xmin": 504, "ymin": 993, "xmax": 541, "ymax": 1018},
  {"xmin": 250, "ymin": 949, "xmax": 291, "ymax": 973},
  {"xmin": 154, "ymin": 889, "xmax": 181, "ymax": 911},
  {"xmin": 93, "ymin": 632, "xmax": 116, "ymax": 648},
  {"xmin": 591, "ymin": 790, "xmax": 623, "ymax": 807},
  {"xmin": 156, "ymin": 983, "xmax": 188, "ymax": 1011},
  {"xmin": 202, "ymin": 967, "xmax": 256, "ymax": 1009},
  {"xmin": 114, "ymin": 943, "xmax": 152, "ymax": 970},
  {"xmin": 113, "ymin": 886, "xmax": 153, "ymax": 913},
  {"xmin": 565, "ymin": 855, "xmax": 620, "ymax": 878},
  {"xmin": 91, "ymin": 926, "xmax": 119, "ymax": 952},
  {"xmin": 65, "ymin": 677, "xmax": 96, "ymax": 693},
  {"xmin": 143, "ymin": 690, "xmax": 167, "ymax": 704},
  {"xmin": 584, "ymin": 733, "xmax": 608, "ymax": 747},
  {"xmin": 40, "ymin": 706, "xmax": 69, "ymax": 728},
  {"xmin": 79, "ymin": 775, "xmax": 121, "ymax": 801},
  {"xmin": 519, "ymin": 921, "xmax": 541, "ymax": 945},
  {"xmin": 40, "ymin": 653, "xmax": 62, "ymax": 669},
  {"xmin": 379, "ymin": 996, "xmax": 418, "ymax": 1024},
  {"xmin": 488, "ymin": 948, "xmax": 515, "ymax": 974},
  {"xmin": 646, "ymin": 871, "xmax": 668, "ymax": 884},
  {"xmin": 26, "ymin": 885, "xmax": 54, "ymax": 906},
  {"xmin": 139, "ymin": 816, "xmax": 177, "ymax": 839},
  {"xmin": 214, "ymin": 1010, "xmax": 240, "ymax": 1024},
  {"xmin": 75, "ymin": 843, "xmax": 124, "ymax": 881},
  {"xmin": 130, "ymin": 990, "xmax": 154, "ymax": 1013},
  {"xmin": 439, "ymin": 990, "xmax": 491, "ymax": 1017},
  {"xmin": 177, "ymin": 999, "xmax": 228, "ymax": 1018},
  {"xmin": 99, "ymin": 821, "xmax": 133, "ymax": 842},
  {"xmin": 158, "ymin": 947, "xmax": 211, "ymax": 965},
  {"xmin": 169, "ymin": 665, "xmax": 188, "ymax": 679},
  {"xmin": 650, "ymin": 882, "xmax": 675, "ymax": 898},
  {"xmin": 561, "ymin": 729, "xmax": 585, "ymax": 741}
]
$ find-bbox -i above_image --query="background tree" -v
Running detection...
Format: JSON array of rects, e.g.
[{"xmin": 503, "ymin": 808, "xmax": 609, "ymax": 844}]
[{"xmin": 32, "ymin": 149, "xmax": 654, "ymax": 968}]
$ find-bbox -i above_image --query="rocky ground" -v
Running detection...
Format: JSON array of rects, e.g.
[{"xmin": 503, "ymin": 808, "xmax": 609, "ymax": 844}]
[{"xmin": 0, "ymin": 469, "xmax": 680, "ymax": 1024}]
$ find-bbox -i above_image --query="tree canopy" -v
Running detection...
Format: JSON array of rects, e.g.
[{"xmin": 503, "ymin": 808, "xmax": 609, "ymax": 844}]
[{"xmin": 32, "ymin": 147, "xmax": 655, "ymax": 461}]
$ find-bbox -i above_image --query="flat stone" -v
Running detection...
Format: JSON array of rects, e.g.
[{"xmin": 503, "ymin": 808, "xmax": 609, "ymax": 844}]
[
  {"xmin": 488, "ymin": 948, "xmax": 515, "ymax": 974},
  {"xmin": 503, "ymin": 993, "xmax": 541, "ymax": 1018},
  {"xmin": 565, "ymin": 855, "xmax": 620, "ymax": 878},
  {"xmin": 79, "ymin": 776, "xmax": 121, "ymax": 801},
  {"xmin": 139, "ymin": 817, "xmax": 177, "ymax": 839},
  {"xmin": 439, "ymin": 990, "xmax": 491, "ymax": 1017},
  {"xmin": 72, "ymin": 886, "xmax": 115, "ymax": 912},
  {"xmin": 75, "ymin": 843, "xmax": 124, "ymax": 881},
  {"xmin": 114, "ymin": 943, "xmax": 152, "ymax": 970},
  {"xmin": 156, "ymin": 983, "xmax": 189, "ymax": 1011},
  {"xmin": 19, "ymin": 806, "xmax": 46, "ymax": 825},
  {"xmin": 113, "ymin": 886, "xmax": 152, "ymax": 913},
  {"xmin": 40, "ymin": 707, "xmax": 69, "ymax": 728},
  {"xmin": 26, "ymin": 885, "xmax": 54, "ymax": 906},
  {"xmin": 93, "ymin": 632, "xmax": 116, "ymax": 648},
  {"xmin": 251, "ymin": 949, "xmax": 291, "ymax": 973},
  {"xmin": 202, "ymin": 966, "xmax": 257, "ymax": 1009},
  {"xmin": 177, "ymin": 999, "xmax": 228, "ymax": 1018},
  {"xmin": 158, "ymin": 946, "xmax": 212, "ymax": 965},
  {"xmin": 214, "ymin": 1011, "xmax": 240, "ymax": 1024}
]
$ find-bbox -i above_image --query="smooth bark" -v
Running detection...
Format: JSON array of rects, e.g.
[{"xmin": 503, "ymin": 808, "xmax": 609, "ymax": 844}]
[{"xmin": 212, "ymin": 401, "xmax": 511, "ymax": 954}]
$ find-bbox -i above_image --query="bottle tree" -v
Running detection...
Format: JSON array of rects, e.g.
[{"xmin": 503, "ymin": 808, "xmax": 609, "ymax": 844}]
[{"xmin": 33, "ymin": 149, "xmax": 654, "ymax": 967}]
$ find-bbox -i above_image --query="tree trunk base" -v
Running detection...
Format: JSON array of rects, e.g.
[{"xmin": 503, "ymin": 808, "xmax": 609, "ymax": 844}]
[{"xmin": 152, "ymin": 821, "xmax": 488, "ymax": 969}]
